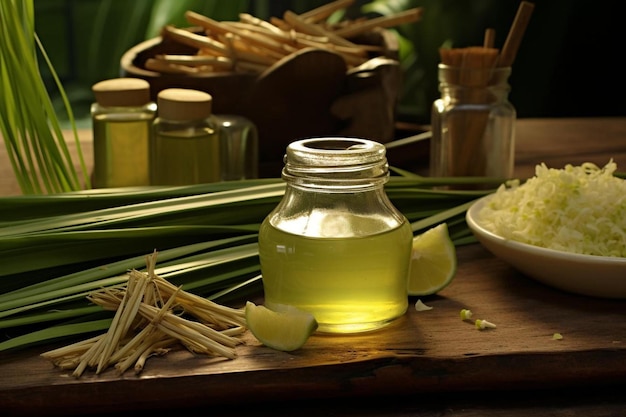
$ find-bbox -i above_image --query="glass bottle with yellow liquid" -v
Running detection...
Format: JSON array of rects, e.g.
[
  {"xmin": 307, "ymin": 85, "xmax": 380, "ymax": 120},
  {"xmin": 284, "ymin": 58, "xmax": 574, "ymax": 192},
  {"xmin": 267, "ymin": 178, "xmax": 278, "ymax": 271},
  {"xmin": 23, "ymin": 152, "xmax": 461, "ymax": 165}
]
[
  {"xmin": 258, "ymin": 137, "xmax": 413, "ymax": 333},
  {"xmin": 151, "ymin": 88, "xmax": 220, "ymax": 185},
  {"xmin": 91, "ymin": 78, "xmax": 156, "ymax": 188}
]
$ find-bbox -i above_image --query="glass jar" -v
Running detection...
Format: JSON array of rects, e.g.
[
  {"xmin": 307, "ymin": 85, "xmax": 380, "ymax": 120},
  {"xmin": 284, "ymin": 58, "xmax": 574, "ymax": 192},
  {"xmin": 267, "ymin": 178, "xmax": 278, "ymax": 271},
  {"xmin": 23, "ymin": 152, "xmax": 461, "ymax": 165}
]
[
  {"xmin": 214, "ymin": 114, "xmax": 259, "ymax": 181},
  {"xmin": 258, "ymin": 137, "xmax": 413, "ymax": 334},
  {"xmin": 91, "ymin": 78, "xmax": 156, "ymax": 188},
  {"xmin": 151, "ymin": 88, "xmax": 220, "ymax": 185},
  {"xmin": 430, "ymin": 64, "xmax": 516, "ymax": 182}
]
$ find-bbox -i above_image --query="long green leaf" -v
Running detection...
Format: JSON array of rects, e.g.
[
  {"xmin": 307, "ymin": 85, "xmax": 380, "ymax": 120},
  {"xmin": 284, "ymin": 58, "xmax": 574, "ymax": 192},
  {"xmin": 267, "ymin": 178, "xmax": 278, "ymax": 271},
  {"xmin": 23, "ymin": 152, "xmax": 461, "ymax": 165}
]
[
  {"xmin": 0, "ymin": 0, "xmax": 84, "ymax": 194},
  {"xmin": 0, "ymin": 318, "xmax": 112, "ymax": 352}
]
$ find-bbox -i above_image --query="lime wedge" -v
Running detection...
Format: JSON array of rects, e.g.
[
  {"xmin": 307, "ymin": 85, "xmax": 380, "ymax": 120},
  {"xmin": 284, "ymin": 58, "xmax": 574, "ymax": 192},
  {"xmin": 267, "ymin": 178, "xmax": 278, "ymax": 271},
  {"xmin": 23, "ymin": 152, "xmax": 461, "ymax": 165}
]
[
  {"xmin": 245, "ymin": 301, "xmax": 318, "ymax": 351},
  {"xmin": 407, "ymin": 223, "xmax": 457, "ymax": 296}
]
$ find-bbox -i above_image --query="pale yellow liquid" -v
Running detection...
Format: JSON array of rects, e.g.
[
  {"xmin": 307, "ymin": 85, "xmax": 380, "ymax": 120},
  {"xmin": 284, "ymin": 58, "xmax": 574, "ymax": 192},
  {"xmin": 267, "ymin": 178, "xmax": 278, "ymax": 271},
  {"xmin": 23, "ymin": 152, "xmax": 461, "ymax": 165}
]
[
  {"xmin": 151, "ymin": 129, "xmax": 220, "ymax": 185},
  {"xmin": 259, "ymin": 219, "xmax": 412, "ymax": 333},
  {"xmin": 92, "ymin": 116, "xmax": 151, "ymax": 188}
]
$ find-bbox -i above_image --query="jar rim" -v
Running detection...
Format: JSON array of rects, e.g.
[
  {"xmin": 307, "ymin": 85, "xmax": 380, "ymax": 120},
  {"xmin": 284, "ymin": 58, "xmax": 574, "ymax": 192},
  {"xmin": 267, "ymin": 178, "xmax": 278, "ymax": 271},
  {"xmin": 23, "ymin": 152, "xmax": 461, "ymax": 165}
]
[
  {"xmin": 282, "ymin": 137, "xmax": 389, "ymax": 187},
  {"xmin": 286, "ymin": 137, "xmax": 385, "ymax": 166}
]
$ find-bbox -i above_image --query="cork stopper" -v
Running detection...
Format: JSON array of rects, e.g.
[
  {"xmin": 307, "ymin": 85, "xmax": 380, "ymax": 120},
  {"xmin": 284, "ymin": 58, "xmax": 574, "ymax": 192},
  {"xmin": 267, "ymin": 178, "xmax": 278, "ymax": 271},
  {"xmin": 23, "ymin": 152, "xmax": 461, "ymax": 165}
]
[
  {"xmin": 92, "ymin": 78, "xmax": 151, "ymax": 107},
  {"xmin": 157, "ymin": 88, "xmax": 213, "ymax": 121}
]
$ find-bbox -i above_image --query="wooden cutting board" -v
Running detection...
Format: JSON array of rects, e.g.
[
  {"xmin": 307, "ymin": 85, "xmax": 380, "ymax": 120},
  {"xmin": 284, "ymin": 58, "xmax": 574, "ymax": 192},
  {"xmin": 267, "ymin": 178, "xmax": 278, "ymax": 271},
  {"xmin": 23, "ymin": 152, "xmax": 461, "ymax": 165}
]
[{"xmin": 2, "ymin": 243, "xmax": 625, "ymax": 416}]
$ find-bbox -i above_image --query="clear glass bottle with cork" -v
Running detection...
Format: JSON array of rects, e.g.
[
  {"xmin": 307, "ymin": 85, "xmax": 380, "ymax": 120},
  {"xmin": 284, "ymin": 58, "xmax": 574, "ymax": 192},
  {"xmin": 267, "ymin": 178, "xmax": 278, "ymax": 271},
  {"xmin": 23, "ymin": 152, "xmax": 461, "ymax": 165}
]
[
  {"xmin": 151, "ymin": 88, "xmax": 220, "ymax": 185},
  {"xmin": 91, "ymin": 78, "xmax": 156, "ymax": 188},
  {"xmin": 258, "ymin": 137, "xmax": 413, "ymax": 334}
]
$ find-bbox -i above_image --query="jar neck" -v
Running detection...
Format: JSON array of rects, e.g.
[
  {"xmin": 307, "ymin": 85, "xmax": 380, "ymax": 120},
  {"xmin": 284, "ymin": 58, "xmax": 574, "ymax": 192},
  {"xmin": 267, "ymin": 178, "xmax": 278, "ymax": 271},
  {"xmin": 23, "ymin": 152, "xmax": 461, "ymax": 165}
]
[
  {"xmin": 282, "ymin": 137, "xmax": 389, "ymax": 192},
  {"xmin": 438, "ymin": 64, "xmax": 511, "ymax": 103}
]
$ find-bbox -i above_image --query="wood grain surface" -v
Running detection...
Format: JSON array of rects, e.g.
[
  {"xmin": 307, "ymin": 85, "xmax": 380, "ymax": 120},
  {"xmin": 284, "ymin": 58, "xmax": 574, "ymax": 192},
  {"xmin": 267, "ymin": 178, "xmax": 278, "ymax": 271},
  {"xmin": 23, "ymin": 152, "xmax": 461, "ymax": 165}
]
[{"xmin": 1, "ymin": 117, "xmax": 625, "ymax": 416}]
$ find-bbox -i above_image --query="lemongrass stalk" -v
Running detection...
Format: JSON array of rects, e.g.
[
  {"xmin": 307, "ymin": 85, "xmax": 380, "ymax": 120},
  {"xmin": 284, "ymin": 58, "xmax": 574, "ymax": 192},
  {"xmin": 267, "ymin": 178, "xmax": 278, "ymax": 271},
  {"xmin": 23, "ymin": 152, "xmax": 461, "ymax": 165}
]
[
  {"xmin": 139, "ymin": 303, "xmax": 243, "ymax": 348},
  {"xmin": 410, "ymin": 199, "xmax": 478, "ymax": 233},
  {"xmin": 95, "ymin": 271, "xmax": 151, "ymax": 373},
  {"xmin": 0, "ymin": 305, "xmax": 105, "ymax": 329},
  {"xmin": 122, "ymin": 336, "xmax": 175, "ymax": 375},
  {"xmin": 0, "ymin": 177, "xmax": 494, "ymax": 230},
  {"xmin": 0, "ymin": 0, "xmax": 86, "ymax": 194},
  {"xmin": 133, "ymin": 339, "xmax": 173, "ymax": 374},
  {"xmin": 0, "ymin": 235, "xmax": 257, "ymax": 300},
  {"xmin": 140, "ymin": 304, "xmax": 237, "ymax": 359},
  {"xmin": 0, "ymin": 318, "xmax": 112, "ymax": 352},
  {"xmin": 0, "ymin": 178, "xmax": 283, "ymax": 222},
  {"xmin": 41, "ymin": 334, "xmax": 103, "ymax": 360},
  {"xmin": 0, "ymin": 182, "xmax": 285, "ymax": 237},
  {"xmin": 55, "ymin": 358, "xmax": 83, "ymax": 370},
  {"xmin": 0, "ymin": 278, "xmax": 127, "ymax": 317},
  {"xmin": 154, "ymin": 276, "xmax": 247, "ymax": 324},
  {"xmin": 34, "ymin": 32, "xmax": 90, "ymax": 189},
  {"xmin": 208, "ymin": 274, "xmax": 262, "ymax": 301},
  {"xmin": 108, "ymin": 319, "xmax": 162, "ymax": 365},
  {"xmin": 0, "ymin": 256, "xmax": 259, "ymax": 327}
]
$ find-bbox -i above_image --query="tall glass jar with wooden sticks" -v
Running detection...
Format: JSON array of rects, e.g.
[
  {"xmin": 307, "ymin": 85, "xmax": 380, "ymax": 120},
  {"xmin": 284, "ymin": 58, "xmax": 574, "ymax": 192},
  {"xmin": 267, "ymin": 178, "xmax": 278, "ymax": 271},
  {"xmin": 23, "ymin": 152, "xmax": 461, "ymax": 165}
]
[
  {"xmin": 430, "ymin": 1, "xmax": 534, "ymax": 188},
  {"xmin": 430, "ymin": 48, "xmax": 515, "ymax": 184}
]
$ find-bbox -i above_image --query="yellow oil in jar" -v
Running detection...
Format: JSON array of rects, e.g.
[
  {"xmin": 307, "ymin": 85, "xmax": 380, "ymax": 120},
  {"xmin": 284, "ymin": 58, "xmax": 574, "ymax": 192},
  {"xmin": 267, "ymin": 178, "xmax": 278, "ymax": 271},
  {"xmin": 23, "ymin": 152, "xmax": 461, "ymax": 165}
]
[
  {"xmin": 151, "ymin": 128, "xmax": 220, "ymax": 185},
  {"xmin": 92, "ymin": 115, "xmax": 151, "ymax": 188},
  {"xmin": 259, "ymin": 217, "xmax": 412, "ymax": 333}
]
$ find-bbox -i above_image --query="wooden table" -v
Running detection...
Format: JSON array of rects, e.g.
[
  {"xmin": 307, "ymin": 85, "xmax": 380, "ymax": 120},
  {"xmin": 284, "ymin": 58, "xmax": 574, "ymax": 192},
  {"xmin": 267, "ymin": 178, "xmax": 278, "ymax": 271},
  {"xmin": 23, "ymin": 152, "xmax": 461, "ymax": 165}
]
[{"xmin": 1, "ymin": 117, "xmax": 626, "ymax": 416}]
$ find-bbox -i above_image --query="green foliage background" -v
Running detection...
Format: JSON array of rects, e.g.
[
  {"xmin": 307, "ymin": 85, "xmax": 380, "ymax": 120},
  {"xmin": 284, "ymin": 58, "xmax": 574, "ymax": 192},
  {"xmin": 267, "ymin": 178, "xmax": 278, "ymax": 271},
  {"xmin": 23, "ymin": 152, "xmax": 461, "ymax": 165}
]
[{"xmin": 34, "ymin": 0, "xmax": 622, "ymax": 126}]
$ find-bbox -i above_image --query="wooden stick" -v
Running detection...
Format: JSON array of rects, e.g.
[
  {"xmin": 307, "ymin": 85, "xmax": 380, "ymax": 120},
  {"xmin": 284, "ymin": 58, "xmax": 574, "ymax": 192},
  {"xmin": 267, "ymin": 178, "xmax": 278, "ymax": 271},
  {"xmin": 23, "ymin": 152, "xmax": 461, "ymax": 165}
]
[
  {"xmin": 483, "ymin": 28, "xmax": 496, "ymax": 49},
  {"xmin": 219, "ymin": 33, "xmax": 280, "ymax": 66},
  {"xmin": 161, "ymin": 25, "xmax": 228, "ymax": 55},
  {"xmin": 268, "ymin": 16, "xmax": 290, "ymax": 31},
  {"xmin": 498, "ymin": 1, "xmax": 534, "ymax": 67},
  {"xmin": 144, "ymin": 58, "xmax": 203, "ymax": 74},
  {"xmin": 221, "ymin": 22, "xmax": 292, "ymax": 56},
  {"xmin": 299, "ymin": 0, "xmax": 355, "ymax": 23},
  {"xmin": 238, "ymin": 13, "xmax": 292, "ymax": 40},
  {"xmin": 187, "ymin": 10, "xmax": 290, "ymax": 58},
  {"xmin": 295, "ymin": 38, "xmax": 369, "ymax": 66},
  {"xmin": 334, "ymin": 7, "xmax": 423, "ymax": 39},
  {"xmin": 185, "ymin": 10, "xmax": 230, "ymax": 36},
  {"xmin": 155, "ymin": 54, "xmax": 234, "ymax": 69},
  {"xmin": 283, "ymin": 10, "xmax": 361, "ymax": 49}
]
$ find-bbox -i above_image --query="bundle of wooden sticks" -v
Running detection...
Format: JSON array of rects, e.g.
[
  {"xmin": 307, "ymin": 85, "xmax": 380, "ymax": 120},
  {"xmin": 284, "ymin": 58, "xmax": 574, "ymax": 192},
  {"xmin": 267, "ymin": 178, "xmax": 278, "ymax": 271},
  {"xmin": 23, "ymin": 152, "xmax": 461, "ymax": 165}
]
[
  {"xmin": 145, "ymin": 0, "xmax": 423, "ymax": 75},
  {"xmin": 436, "ymin": 1, "xmax": 535, "ymax": 179}
]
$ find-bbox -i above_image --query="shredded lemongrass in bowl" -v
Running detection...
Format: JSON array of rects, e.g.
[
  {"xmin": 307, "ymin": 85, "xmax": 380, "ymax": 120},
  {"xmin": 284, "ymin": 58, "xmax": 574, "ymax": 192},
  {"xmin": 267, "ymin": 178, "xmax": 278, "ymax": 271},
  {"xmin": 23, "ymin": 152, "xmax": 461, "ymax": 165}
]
[{"xmin": 478, "ymin": 161, "xmax": 626, "ymax": 257}]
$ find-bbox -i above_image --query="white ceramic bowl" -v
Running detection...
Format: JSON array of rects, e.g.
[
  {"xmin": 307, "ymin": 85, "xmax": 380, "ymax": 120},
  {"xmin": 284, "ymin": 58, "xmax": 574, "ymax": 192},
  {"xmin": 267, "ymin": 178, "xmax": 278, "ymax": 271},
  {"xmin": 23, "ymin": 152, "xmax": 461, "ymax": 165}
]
[{"xmin": 466, "ymin": 194, "xmax": 626, "ymax": 299}]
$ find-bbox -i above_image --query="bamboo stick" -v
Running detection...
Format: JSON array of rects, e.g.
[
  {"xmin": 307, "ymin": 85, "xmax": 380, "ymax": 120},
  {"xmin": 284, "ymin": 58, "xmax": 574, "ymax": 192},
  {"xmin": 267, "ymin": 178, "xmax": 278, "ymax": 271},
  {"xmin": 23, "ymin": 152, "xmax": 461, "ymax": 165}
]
[
  {"xmin": 150, "ymin": 4, "xmax": 420, "ymax": 76},
  {"xmin": 298, "ymin": 0, "xmax": 355, "ymax": 23},
  {"xmin": 161, "ymin": 25, "xmax": 228, "ymax": 55},
  {"xmin": 283, "ymin": 10, "xmax": 362, "ymax": 50},
  {"xmin": 334, "ymin": 7, "xmax": 423, "ymax": 39},
  {"xmin": 238, "ymin": 13, "xmax": 291, "ymax": 39},
  {"xmin": 483, "ymin": 28, "xmax": 496, "ymax": 49},
  {"xmin": 155, "ymin": 54, "xmax": 234, "ymax": 69},
  {"xmin": 498, "ymin": 1, "xmax": 535, "ymax": 67}
]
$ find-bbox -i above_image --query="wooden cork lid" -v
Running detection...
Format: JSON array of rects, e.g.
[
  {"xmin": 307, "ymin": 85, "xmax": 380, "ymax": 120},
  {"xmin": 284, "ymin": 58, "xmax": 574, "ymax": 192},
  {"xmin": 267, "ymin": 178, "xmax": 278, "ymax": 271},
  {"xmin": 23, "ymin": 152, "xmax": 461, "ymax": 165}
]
[
  {"xmin": 157, "ymin": 88, "xmax": 213, "ymax": 121},
  {"xmin": 92, "ymin": 78, "xmax": 151, "ymax": 107}
]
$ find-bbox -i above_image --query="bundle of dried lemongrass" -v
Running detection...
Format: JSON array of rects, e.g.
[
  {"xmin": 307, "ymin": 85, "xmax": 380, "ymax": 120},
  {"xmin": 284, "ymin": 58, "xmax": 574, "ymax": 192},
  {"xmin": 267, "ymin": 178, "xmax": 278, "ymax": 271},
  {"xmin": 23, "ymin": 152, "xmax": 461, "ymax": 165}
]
[
  {"xmin": 41, "ymin": 251, "xmax": 247, "ymax": 377},
  {"xmin": 436, "ymin": 1, "xmax": 534, "ymax": 179},
  {"xmin": 145, "ymin": 0, "xmax": 423, "ymax": 75}
]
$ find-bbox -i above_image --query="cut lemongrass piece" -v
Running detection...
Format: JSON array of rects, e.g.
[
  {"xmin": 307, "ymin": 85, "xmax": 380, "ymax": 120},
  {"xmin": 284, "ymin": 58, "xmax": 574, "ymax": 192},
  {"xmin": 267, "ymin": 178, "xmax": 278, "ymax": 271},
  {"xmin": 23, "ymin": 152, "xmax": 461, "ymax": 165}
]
[
  {"xmin": 460, "ymin": 309, "xmax": 473, "ymax": 320},
  {"xmin": 475, "ymin": 319, "xmax": 497, "ymax": 330},
  {"xmin": 414, "ymin": 299, "xmax": 433, "ymax": 311}
]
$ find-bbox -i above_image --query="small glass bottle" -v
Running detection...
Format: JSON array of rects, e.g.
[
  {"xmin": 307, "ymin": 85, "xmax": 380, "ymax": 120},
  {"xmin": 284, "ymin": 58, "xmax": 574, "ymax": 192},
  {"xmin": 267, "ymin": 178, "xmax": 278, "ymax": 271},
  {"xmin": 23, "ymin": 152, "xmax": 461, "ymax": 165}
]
[
  {"xmin": 214, "ymin": 114, "xmax": 259, "ymax": 181},
  {"xmin": 91, "ymin": 78, "xmax": 156, "ymax": 188},
  {"xmin": 151, "ymin": 88, "xmax": 220, "ymax": 185},
  {"xmin": 258, "ymin": 137, "xmax": 413, "ymax": 334},
  {"xmin": 430, "ymin": 64, "xmax": 516, "ymax": 182}
]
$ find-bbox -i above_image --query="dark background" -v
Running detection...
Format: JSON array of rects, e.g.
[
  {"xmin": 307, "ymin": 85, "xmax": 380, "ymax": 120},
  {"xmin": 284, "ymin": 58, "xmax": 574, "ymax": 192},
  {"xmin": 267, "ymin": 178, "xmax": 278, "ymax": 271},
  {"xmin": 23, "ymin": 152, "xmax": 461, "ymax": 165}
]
[{"xmin": 34, "ymin": 0, "xmax": 625, "ymax": 125}]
